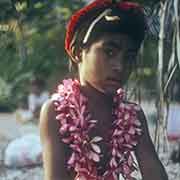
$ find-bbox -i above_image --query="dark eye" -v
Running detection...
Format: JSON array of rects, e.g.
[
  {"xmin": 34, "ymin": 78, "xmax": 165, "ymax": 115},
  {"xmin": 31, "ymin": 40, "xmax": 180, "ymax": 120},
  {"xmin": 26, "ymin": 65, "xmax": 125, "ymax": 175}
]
[{"xmin": 103, "ymin": 47, "xmax": 117, "ymax": 57}]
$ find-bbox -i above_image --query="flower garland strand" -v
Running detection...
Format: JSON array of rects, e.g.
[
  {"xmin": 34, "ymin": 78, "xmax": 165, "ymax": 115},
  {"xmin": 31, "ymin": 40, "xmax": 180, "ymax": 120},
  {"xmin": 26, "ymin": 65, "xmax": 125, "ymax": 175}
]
[{"xmin": 52, "ymin": 79, "xmax": 142, "ymax": 180}]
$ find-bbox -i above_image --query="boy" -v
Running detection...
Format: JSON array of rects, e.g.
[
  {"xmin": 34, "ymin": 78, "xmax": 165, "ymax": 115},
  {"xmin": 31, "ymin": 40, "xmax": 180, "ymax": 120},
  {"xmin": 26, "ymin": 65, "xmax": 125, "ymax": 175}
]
[{"xmin": 40, "ymin": 1, "xmax": 168, "ymax": 180}]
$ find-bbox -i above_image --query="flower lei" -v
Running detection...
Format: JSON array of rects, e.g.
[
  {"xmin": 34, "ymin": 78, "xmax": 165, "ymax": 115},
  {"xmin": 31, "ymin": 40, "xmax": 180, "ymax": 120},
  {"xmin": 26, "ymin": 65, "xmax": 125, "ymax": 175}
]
[{"xmin": 52, "ymin": 79, "xmax": 142, "ymax": 180}]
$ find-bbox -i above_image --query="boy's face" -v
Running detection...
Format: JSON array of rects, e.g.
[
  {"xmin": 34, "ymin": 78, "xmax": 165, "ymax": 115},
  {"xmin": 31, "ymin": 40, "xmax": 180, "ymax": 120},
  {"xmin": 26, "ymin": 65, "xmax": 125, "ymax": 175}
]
[{"xmin": 78, "ymin": 32, "xmax": 138, "ymax": 95}]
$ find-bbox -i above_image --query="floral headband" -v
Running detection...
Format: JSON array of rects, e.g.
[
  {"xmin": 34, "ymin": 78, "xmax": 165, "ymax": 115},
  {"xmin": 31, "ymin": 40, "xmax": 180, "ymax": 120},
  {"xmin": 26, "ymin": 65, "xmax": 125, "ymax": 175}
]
[{"xmin": 65, "ymin": 0, "xmax": 146, "ymax": 57}]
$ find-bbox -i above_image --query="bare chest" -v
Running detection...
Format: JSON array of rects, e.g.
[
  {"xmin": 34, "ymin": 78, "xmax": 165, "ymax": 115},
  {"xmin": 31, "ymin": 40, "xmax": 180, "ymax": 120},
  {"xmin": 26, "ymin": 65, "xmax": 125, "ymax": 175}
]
[
  {"xmin": 89, "ymin": 108, "xmax": 115, "ymax": 171},
  {"xmin": 89, "ymin": 105, "xmax": 114, "ymax": 137}
]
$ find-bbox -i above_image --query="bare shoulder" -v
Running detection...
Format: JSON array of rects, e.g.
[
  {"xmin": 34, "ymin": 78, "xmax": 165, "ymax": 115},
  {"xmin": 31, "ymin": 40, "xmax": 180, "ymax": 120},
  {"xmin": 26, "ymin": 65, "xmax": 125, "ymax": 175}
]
[
  {"xmin": 40, "ymin": 99, "xmax": 55, "ymax": 121},
  {"xmin": 39, "ymin": 100, "xmax": 74, "ymax": 179},
  {"xmin": 39, "ymin": 99, "xmax": 58, "ymax": 143}
]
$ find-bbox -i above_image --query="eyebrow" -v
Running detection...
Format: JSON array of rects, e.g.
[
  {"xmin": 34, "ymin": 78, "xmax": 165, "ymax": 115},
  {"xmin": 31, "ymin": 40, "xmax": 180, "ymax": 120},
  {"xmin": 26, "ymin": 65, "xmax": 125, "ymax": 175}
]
[
  {"xmin": 102, "ymin": 40, "xmax": 121, "ymax": 49},
  {"xmin": 102, "ymin": 40, "xmax": 137, "ymax": 52}
]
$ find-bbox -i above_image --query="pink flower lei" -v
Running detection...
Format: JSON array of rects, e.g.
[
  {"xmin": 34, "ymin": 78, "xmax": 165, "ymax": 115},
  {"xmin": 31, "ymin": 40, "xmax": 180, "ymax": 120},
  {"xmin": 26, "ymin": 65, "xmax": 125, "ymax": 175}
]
[{"xmin": 52, "ymin": 79, "xmax": 142, "ymax": 180}]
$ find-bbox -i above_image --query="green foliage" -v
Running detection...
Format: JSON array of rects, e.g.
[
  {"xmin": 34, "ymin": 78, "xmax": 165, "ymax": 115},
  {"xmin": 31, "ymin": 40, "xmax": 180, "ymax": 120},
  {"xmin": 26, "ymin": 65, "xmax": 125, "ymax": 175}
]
[
  {"xmin": 0, "ymin": 0, "xmax": 165, "ymax": 111},
  {"xmin": 0, "ymin": 0, "xmax": 85, "ymax": 111}
]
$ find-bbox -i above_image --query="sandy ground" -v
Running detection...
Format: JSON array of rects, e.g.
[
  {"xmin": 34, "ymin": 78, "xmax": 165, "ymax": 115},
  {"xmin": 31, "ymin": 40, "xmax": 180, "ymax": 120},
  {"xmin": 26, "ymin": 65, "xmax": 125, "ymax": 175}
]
[
  {"xmin": 0, "ymin": 113, "xmax": 43, "ymax": 180},
  {"xmin": 0, "ymin": 110, "xmax": 180, "ymax": 180}
]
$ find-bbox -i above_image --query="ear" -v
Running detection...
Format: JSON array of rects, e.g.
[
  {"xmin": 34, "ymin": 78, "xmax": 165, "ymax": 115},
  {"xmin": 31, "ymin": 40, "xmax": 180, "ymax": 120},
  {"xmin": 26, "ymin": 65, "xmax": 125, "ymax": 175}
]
[{"xmin": 70, "ymin": 46, "xmax": 82, "ymax": 63}]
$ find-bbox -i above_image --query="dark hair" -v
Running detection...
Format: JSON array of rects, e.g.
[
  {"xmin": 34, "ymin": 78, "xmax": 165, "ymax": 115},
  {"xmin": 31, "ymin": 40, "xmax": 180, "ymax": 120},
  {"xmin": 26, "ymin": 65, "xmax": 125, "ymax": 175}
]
[
  {"xmin": 70, "ymin": 7, "xmax": 146, "ymax": 55},
  {"xmin": 69, "ymin": 6, "xmax": 146, "ymax": 72}
]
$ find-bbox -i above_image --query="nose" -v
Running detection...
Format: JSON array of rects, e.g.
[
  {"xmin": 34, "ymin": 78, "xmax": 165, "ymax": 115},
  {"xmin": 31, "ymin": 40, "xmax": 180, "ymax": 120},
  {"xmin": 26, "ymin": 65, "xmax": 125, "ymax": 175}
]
[
  {"xmin": 111, "ymin": 68, "xmax": 123, "ymax": 79},
  {"xmin": 110, "ymin": 57, "xmax": 124, "ymax": 74}
]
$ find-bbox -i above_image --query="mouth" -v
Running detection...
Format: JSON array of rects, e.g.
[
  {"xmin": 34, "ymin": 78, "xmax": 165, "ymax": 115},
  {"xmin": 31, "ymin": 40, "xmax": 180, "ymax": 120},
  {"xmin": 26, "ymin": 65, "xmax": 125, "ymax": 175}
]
[{"xmin": 105, "ymin": 78, "xmax": 122, "ymax": 85}]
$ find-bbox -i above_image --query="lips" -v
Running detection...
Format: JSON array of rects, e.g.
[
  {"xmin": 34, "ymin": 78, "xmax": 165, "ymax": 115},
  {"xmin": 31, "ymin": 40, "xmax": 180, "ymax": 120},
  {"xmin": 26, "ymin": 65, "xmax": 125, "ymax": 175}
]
[
  {"xmin": 105, "ymin": 77, "xmax": 122, "ymax": 86},
  {"xmin": 106, "ymin": 77, "xmax": 121, "ymax": 82}
]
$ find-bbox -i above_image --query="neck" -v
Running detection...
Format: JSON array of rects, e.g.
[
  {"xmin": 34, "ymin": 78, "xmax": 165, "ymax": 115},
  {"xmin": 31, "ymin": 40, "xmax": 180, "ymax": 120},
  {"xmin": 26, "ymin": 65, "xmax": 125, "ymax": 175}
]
[{"xmin": 79, "ymin": 82, "xmax": 114, "ymax": 107}]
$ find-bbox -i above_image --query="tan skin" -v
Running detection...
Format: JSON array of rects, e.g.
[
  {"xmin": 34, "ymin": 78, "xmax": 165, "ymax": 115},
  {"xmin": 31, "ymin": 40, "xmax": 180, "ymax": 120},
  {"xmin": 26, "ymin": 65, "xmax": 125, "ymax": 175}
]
[{"xmin": 40, "ymin": 33, "xmax": 168, "ymax": 180}]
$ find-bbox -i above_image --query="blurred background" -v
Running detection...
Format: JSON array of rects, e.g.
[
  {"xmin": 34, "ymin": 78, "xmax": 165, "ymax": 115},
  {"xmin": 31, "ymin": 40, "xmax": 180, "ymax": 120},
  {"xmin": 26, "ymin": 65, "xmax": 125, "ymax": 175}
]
[{"xmin": 0, "ymin": 0, "xmax": 179, "ymax": 180}]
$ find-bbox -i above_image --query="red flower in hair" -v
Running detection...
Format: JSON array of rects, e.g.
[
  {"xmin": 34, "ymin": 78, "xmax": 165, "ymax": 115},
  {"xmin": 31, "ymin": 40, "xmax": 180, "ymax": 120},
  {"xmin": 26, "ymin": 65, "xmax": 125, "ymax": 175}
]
[
  {"xmin": 65, "ymin": 0, "xmax": 111, "ymax": 56},
  {"xmin": 65, "ymin": 0, "xmax": 143, "ymax": 57},
  {"xmin": 117, "ymin": 2, "xmax": 142, "ymax": 10}
]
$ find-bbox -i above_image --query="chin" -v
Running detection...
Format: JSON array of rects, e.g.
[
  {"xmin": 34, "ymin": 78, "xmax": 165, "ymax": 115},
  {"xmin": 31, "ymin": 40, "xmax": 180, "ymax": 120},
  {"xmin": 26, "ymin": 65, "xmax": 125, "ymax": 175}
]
[
  {"xmin": 102, "ymin": 80, "xmax": 124, "ymax": 94},
  {"xmin": 103, "ymin": 86, "xmax": 121, "ymax": 96},
  {"xmin": 89, "ymin": 81, "xmax": 123, "ymax": 96}
]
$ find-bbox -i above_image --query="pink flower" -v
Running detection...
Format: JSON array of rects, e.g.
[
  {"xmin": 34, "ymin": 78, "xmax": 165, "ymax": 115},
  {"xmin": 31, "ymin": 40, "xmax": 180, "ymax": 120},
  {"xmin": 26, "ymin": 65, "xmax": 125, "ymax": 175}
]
[
  {"xmin": 88, "ymin": 151, "xmax": 100, "ymax": 162},
  {"xmin": 52, "ymin": 79, "xmax": 142, "ymax": 180},
  {"xmin": 123, "ymin": 164, "xmax": 131, "ymax": 175},
  {"xmin": 91, "ymin": 143, "xmax": 101, "ymax": 154}
]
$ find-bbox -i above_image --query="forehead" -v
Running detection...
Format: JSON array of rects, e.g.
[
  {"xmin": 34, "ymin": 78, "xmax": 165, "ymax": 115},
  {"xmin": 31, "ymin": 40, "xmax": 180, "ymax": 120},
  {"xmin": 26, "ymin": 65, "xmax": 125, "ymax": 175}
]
[{"xmin": 93, "ymin": 32, "xmax": 137, "ymax": 49}]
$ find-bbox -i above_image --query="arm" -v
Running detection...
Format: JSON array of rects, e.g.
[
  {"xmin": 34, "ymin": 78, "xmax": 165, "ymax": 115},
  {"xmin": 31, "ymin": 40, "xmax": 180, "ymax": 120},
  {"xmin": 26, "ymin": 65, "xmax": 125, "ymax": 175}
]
[
  {"xmin": 135, "ymin": 109, "xmax": 168, "ymax": 180},
  {"xmin": 39, "ymin": 100, "xmax": 74, "ymax": 180}
]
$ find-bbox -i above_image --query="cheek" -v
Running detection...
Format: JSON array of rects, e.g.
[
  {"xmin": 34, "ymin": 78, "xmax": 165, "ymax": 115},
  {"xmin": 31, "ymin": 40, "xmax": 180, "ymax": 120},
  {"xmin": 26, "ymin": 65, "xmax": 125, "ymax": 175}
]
[
  {"xmin": 85, "ymin": 61, "xmax": 103, "ymax": 80},
  {"xmin": 93, "ymin": 58, "xmax": 108, "ymax": 79},
  {"xmin": 81, "ymin": 47, "xmax": 110, "ymax": 81},
  {"xmin": 80, "ymin": 60, "xmax": 96, "ymax": 80},
  {"xmin": 86, "ymin": 54, "xmax": 107, "ymax": 77}
]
